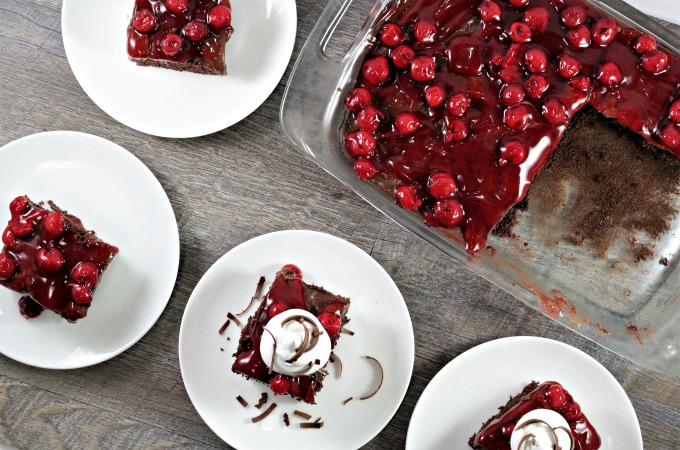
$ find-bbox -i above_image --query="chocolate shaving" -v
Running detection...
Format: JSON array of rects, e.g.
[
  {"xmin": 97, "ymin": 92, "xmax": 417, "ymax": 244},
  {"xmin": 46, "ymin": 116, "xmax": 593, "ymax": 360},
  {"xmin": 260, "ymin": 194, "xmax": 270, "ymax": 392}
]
[
  {"xmin": 343, "ymin": 397, "xmax": 353, "ymax": 405},
  {"xmin": 331, "ymin": 353, "xmax": 343, "ymax": 379},
  {"xmin": 218, "ymin": 319, "xmax": 230, "ymax": 335},
  {"xmin": 518, "ymin": 434, "xmax": 536, "ymax": 449},
  {"xmin": 293, "ymin": 410, "xmax": 312, "ymax": 420},
  {"xmin": 251, "ymin": 403, "xmax": 277, "ymax": 423},
  {"xmin": 305, "ymin": 327, "xmax": 322, "ymax": 353},
  {"xmin": 314, "ymin": 417, "xmax": 322, "ymax": 423},
  {"xmin": 254, "ymin": 392, "xmax": 268, "ymax": 409},
  {"xmin": 300, "ymin": 421, "xmax": 324, "ymax": 429},
  {"xmin": 283, "ymin": 413, "xmax": 290, "ymax": 427},
  {"xmin": 236, "ymin": 395, "xmax": 248, "ymax": 407},
  {"xmin": 236, "ymin": 276, "xmax": 266, "ymax": 316},
  {"xmin": 314, "ymin": 359, "xmax": 320, "ymax": 365},
  {"xmin": 341, "ymin": 327, "xmax": 355, "ymax": 336},
  {"xmin": 285, "ymin": 318, "xmax": 310, "ymax": 363},
  {"xmin": 227, "ymin": 312, "xmax": 241, "ymax": 327},
  {"xmin": 263, "ymin": 328, "xmax": 277, "ymax": 374},
  {"xmin": 220, "ymin": 348, "xmax": 224, "ymax": 352},
  {"xmin": 360, "ymin": 356, "xmax": 383, "ymax": 400},
  {"xmin": 554, "ymin": 426, "xmax": 576, "ymax": 450},
  {"xmin": 281, "ymin": 314, "xmax": 310, "ymax": 326},
  {"xmin": 292, "ymin": 361, "xmax": 313, "ymax": 376}
]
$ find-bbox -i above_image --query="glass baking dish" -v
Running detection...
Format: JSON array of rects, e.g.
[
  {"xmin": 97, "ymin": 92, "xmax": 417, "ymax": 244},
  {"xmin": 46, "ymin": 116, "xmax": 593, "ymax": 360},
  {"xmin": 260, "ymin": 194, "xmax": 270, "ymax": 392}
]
[{"xmin": 280, "ymin": 0, "xmax": 680, "ymax": 376}]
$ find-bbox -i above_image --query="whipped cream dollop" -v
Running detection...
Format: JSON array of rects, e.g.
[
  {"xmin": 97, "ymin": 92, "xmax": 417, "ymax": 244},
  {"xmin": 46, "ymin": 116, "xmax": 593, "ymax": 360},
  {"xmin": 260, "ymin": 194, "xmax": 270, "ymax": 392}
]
[
  {"xmin": 259, "ymin": 309, "xmax": 331, "ymax": 377},
  {"xmin": 510, "ymin": 409, "xmax": 574, "ymax": 450}
]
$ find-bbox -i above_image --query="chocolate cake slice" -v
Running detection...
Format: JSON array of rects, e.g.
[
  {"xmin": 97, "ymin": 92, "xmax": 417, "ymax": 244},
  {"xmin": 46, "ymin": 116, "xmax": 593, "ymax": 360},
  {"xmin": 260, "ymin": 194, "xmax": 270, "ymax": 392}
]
[
  {"xmin": 127, "ymin": 0, "xmax": 233, "ymax": 75},
  {"xmin": 232, "ymin": 265, "xmax": 351, "ymax": 404},
  {"xmin": 469, "ymin": 381, "xmax": 601, "ymax": 450},
  {"xmin": 0, "ymin": 196, "xmax": 119, "ymax": 322}
]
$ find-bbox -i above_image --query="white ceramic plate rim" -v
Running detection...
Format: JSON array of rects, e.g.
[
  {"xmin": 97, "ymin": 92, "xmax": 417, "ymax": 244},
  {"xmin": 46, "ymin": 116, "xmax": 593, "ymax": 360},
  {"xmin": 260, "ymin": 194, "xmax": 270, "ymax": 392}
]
[
  {"xmin": 179, "ymin": 229, "xmax": 414, "ymax": 449},
  {"xmin": 406, "ymin": 336, "xmax": 643, "ymax": 450},
  {"xmin": 61, "ymin": 0, "xmax": 298, "ymax": 138},
  {"xmin": 0, "ymin": 131, "xmax": 180, "ymax": 369}
]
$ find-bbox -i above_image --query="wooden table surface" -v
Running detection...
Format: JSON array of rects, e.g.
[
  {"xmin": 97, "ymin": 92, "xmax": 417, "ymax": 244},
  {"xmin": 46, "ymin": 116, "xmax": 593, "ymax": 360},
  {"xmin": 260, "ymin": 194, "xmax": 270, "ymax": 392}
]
[{"xmin": 0, "ymin": 1, "xmax": 679, "ymax": 449}]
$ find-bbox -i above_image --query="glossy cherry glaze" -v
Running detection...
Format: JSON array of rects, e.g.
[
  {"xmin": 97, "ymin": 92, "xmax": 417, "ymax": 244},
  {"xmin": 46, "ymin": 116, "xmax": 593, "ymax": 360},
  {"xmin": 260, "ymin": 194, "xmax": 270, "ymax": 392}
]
[
  {"xmin": 344, "ymin": 0, "xmax": 680, "ymax": 253},
  {"xmin": 232, "ymin": 265, "xmax": 350, "ymax": 404},
  {"xmin": 0, "ymin": 197, "xmax": 119, "ymax": 322},
  {"xmin": 127, "ymin": 0, "xmax": 233, "ymax": 74},
  {"xmin": 473, "ymin": 381, "xmax": 601, "ymax": 450}
]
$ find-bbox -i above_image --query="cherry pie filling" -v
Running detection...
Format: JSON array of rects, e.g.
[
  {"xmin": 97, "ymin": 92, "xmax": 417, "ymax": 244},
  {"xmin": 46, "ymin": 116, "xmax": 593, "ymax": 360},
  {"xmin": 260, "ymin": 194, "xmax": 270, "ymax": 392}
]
[{"xmin": 343, "ymin": 0, "xmax": 680, "ymax": 253}]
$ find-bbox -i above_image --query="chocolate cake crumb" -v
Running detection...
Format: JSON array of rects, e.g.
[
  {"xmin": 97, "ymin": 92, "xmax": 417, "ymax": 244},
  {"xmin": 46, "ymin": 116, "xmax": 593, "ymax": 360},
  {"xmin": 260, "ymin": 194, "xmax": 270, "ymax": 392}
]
[
  {"xmin": 492, "ymin": 198, "xmax": 527, "ymax": 238},
  {"xmin": 501, "ymin": 106, "xmax": 680, "ymax": 258},
  {"xmin": 633, "ymin": 244, "xmax": 654, "ymax": 263},
  {"xmin": 660, "ymin": 257, "xmax": 669, "ymax": 266}
]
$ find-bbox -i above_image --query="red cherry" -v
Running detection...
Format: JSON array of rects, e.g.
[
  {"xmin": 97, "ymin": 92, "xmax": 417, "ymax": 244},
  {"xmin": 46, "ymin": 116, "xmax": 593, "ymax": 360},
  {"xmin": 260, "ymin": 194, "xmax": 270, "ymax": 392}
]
[
  {"xmin": 634, "ymin": 34, "xmax": 657, "ymax": 55},
  {"xmin": 446, "ymin": 93, "xmax": 470, "ymax": 117},
  {"xmin": 208, "ymin": 5, "xmax": 232, "ymax": 29},
  {"xmin": 36, "ymin": 247, "xmax": 65, "ymax": 272},
  {"xmin": 0, "ymin": 253, "xmax": 17, "ymax": 279},
  {"xmin": 562, "ymin": 401, "xmax": 582, "ymax": 421},
  {"xmin": 132, "ymin": 9, "xmax": 158, "ymax": 33},
  {"xmin": 504, "ymin": 104, "xmax": 532, "ymax": 131},
  {"xmin": 10, "ymin": 219, "xmax": 33, "ymax": 237},
  {"xmin": 165, "ymin": 0, "xmax": 189, "ymax": 14},
  {"xmin": 546, "ymin": 385, "xmax": 568, "ymax": 410},
  {"xmin": 414, "ymin": 20, "xmax": 437, "ymax": 44},
  {"xmin": 659, "ymin": 124, "xmax": 680, "ymax": 149},
  {"xmin": 356, "ymin": 105, "xmax": 385, "ymax": 132},
  {"xmin": 71, "ymin": 285, "xmax": 93, "ymax": 305},
  {"xmin": 362, "ymin": 56, "xmax": 390, "ymax": 86},
  {"xmin": 597, "ymin": 61, "xmax": 622, "ymax": 85},
  {"xmin": 269, "ymin": 375, "xmax": 292, "ymax": 395},
  {"xmin": 354, "ymin": 159, "xmax": 378, "ymax": 180},
  {"xmin": 345, "ymin": 87, "xmax": 372, "ymax": 113},
  {"xmin": 569, "ymin": 75, "xmax": 591, "ymax": 91},
  {"xmin": 425, "ymin": 85, "xmax": 446, "ymax": 107},
  {"xmin": 445, "ymin": 117, "xmax": 468, "ymax": 142},
  {"xmin": 509, "ymin": 0, "xmax": 529, "ymax": 6},
  {"xmin": 524, "ymin": 74, "xmax": 549, "ymax": 99},
  {"xmin": 447, "ymin": 36, "xmax": 484, "ymax": 76},
  {"xmin": 183, "ymin": 21, "xmax": 209, "ymax": 42},
  {"xmin": 557, "ymin": 52, "xmax": 581, "ymax": 78},
  {"xmin": 501, "ymin": 84, "xmax": 525, "ymax": 105},
  {"xmin": 561, "ymin": 6, "xmax": 586, "ymax": 28},
  {"xmin": 345, "ymin": 130, "xmax": 376, "ymax": 157},
  {"xmin": 282, "ymin": 264, "xmax": 303, "ymax": 278},
  {"xmin": 524, "ymin": 48, "xmax": 548, "ymax": 73},
  {"xmin": 71, "ymin": 262, "xmax": 99, "ymax": 288},
  {"xmin": 592, "ymin": 18, "xmax": 617, "ymax": 46},
  {"xmin": 567, "ymin": 25, "xmax": 591, "ymax": 48},
  {"xmin": 392, "ymin": 45, "xmax": 416, "ymax": 69},
  {"xmin": 395, "ymin": 184, "xmax": 423, "ymax": 209},
  {"xmin": 427, "ymin": 172, "xmax": 457, "ymax": 199},
  {"xmin": 669, "ymin": 99, "xmax": 680, "ymax": 123},
  {"xmin": 499, "ymin": 140, "xmax": 527, "ymax": 166},
  {"xmin": 641, "ymin": 50, "xmax": 669, "ymax": 74},
  {"xmin": 433, "ymin": 199, "xmax": 463, "ymax": 227},
  {"xmin": 479, "ymin": 0, "xmax": 502, "ymax": 22},
  {"xmin": 502, "ymin": 423, "xmax": 516, "ymax": 437},
  {"xmin": 317, "ymin": 312, "xmax": 342, "ymax": 336},
  {"xmin": 410, "ymin": 55, "xmax": 436, "ymax": 82},
  {"xmin": 268, "ymin": 301, "xmax": 288, "ymax": 318},
  {"xmin": 395, "ymin": 113, "xmax": 421, "ymax": 134},
  {"xmin": 542, "ymin": 98, "xmax": 568, "ymax": 125},
  {"xmin": 43, "ymin": 212, "xmax": 66, "ymax": 236},
  {"xmin": 500, "ymin": 65, "xmax": 523, "ymax": 84},
  {"xmin": 380, "ymin": 23, "xmax": 404, "ymax": 47},
  {"xmin": 523, "ymin": 6, "xmax": 549, "ymax": 32},
  {"xmin": 10, "ymin": 196, "xmax": 28, "ymax": 215},
  {"xmin": 2, "ymin": 227, "xmax": 17, "ymax": 249},
  {"xmin": 507, "ymin": 22, "xmax": 532, "ymax": 43},
  {"xmin": 161, "ymin": 33, "xmax": 183, "ymax": 56}
]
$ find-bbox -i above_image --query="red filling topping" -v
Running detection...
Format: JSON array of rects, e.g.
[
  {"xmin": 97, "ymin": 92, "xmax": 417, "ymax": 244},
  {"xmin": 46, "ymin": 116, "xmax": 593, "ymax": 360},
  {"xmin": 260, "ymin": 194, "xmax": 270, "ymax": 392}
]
[
  {"xmin": 0, "ymin": 196, "xmax": 118, "ymax": 322},
  {"xmin": 232, "ymin": 265, "xmax": 350, "ymax": 404},
  {"xmin": 343, "ymin": 0, "xmax": 680, "ymax": 253},
  {"xmin": 474, "ymin": 381, "xmax": 600, "ymax": 450},
  {"xmin": 127, "ymin": 0, "xmax": 233, "ymax": 75}
]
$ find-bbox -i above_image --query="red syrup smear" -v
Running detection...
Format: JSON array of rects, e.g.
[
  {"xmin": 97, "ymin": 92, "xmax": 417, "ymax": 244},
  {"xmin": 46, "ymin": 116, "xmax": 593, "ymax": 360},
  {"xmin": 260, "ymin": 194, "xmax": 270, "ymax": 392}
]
[
  {"xmin": 0, "ymin": 197, "xmax": 119, "ymax": 322},
  {"xmin": 344, "ymin": 0, "xmax": 680, "ymax": 253},
  {"xmin": 473, "ymin": 381, "xmax": 601, "ymax": 450},
  {"xmin": 232, "ymin": 265, "xmax": 349, "ymax": 404},
  {"xmin": 127, "ymin": 0, "xmax": 233, "ymax": 74}
]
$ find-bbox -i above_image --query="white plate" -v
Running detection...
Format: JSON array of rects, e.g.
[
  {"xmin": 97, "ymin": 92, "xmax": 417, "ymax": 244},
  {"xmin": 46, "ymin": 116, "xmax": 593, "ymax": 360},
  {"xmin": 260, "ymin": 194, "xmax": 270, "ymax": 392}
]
[
  {"xmin": 622, "ymin": 0, "xmax": 680, "ymax": 24},
  {"xmin": 406, "ymin": 336, "xmax": 642, "ymax": 450},
  {"xmin": 0, "ymin": 131, "xmax": 180, "ymax": 369},
  {"xmin": 61, "ymin": 0, "xmax": 297, "ymax": 138},
  {"xmin": 179, "ymin": 230, "xmax": 414, "ymax": 450}
]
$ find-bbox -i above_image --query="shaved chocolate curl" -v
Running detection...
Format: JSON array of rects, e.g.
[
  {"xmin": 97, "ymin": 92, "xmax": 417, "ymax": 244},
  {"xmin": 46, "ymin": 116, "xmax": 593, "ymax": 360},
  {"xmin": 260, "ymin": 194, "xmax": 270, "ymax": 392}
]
[
  {"xmin": 341, "ymin": 327, "xmax": 355, "ymax": 336},
  {"xmin": 293, "ymin": 410, "xmax": 312, "ymax": 420},
  {"xmin": 331, "ymin": 353, "xmax": 343, "ymax": 379},
  {"xmin": 227, "ymin": 312, "xmax": 241, "ymax": 327},
  {"xmin": 254, "ymin": 392, "xmax": 268, "ymax": 409},
  {"xmin": 236, "ymin": 395, "xmax": 248, "ymax": 407},
  {"xmin": 251, "ymin": 403, "xmax": 277, "ymax": 423},
  {"xmin": 300, "ymin": 421, "xmax": 324, "ymax": 429},
  {"xmin": 343, "ymin": 397, "xmax": 353, "ymax": 405},
  {"xmin": 360, "ymin": 356, "xmax": 383, "ymax": 400},
  {"xmin": 218, "ymin": 319, "xmax": 230, "ymax": 335},
  {"xmin": 236, "ymin": 276, "xmax": 266, "ymax": 316}
]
